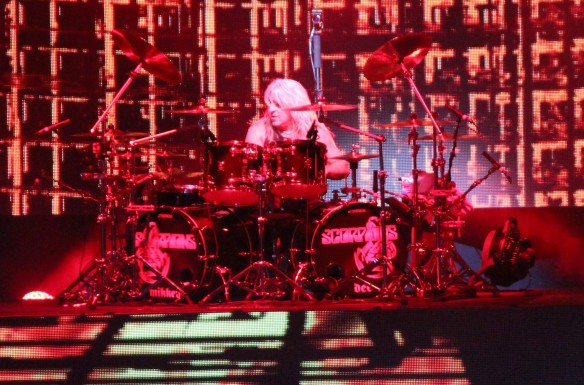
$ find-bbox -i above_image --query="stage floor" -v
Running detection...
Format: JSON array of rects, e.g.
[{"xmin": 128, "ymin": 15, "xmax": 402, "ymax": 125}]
[
  {"xmin": 2, "ymin": 288, "xmax": 584, "ymax": 385},
  {"xmin": 3, "ymin": 288, "xmax": 584, "ymax": 318}
]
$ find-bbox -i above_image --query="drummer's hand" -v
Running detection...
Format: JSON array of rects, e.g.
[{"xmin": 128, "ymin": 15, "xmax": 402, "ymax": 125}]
[
  {"xmin": 447, "ymin": 189, "xmax": 473, "ymax": 218},
  {"xmin": 325, "ymin": 159, "xmax": 350, "ymax": 180}
]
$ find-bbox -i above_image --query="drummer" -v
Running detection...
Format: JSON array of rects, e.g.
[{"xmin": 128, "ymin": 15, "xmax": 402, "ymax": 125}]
[{"xmin": 245, "ymin": 78, "xmax": 350, "ymax": 180}]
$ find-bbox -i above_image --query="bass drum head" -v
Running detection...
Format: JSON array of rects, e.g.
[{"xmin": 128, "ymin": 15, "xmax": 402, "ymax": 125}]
[
  {"xmin": 134, "ymin": 206, "xmax": 217, "ymax": 301},
  {"xmin": 310, "ymin": 202, "xmax": 407, "ymax": 298}
]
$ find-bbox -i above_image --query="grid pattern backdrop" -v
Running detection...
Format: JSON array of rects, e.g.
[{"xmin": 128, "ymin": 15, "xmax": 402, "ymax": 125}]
[{"xmin": 1, "ymin": 0, "xmax": 584, "ymax": 215}]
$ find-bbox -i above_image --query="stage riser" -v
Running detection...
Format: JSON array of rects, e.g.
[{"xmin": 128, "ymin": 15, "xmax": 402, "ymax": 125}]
[
  {"xmin": 0, "ymin": 307, "xmax": 582, "ymax": 384},
  {"xmin": 1, "ymin": 207, "xmax": 583, "ymax": 301}
]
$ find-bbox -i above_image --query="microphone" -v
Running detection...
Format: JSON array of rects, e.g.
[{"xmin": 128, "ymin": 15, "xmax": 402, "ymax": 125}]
[
  {"xmin": 446, "ymin": 104, "xmax": 478, "ymax": 129},
  {"xmin": 373, "ymin": 170, "xmax": 378, "ymax": 193},
  {"xmin": 482, "ymin": 151, "xmax": 512, "ymax": 183},
  {"xmin": 310, "ymin": 9, "xmax": 323, "ymax": 97},
  {"xmin": 36, "ymin": 119, "xmax": 71, "ymax": 134}
]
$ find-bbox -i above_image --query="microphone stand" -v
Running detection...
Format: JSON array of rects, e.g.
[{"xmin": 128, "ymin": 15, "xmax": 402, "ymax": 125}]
[{"xmin": 310, "ymin": 8, "xmax": 324, "ymax": 102}]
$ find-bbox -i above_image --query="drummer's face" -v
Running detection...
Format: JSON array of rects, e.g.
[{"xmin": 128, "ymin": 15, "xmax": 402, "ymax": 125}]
[{"xmin": 266, "ymin": 101, "xmax": 292, "ymax": 131}]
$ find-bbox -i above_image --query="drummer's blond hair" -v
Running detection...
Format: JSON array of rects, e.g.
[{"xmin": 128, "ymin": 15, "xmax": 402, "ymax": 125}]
[{"xmin": 260, "ymin": 78, "xmax": 318, "ymax": 143}]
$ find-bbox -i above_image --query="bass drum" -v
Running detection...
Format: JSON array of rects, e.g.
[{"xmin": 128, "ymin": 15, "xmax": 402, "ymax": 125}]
[
  {"xmin": 133, "ymin": 205, "xmax": 254, "ymax": 301},
  {"xmin": 298, "ymin": 202, "xmax": 408, "ymax": 298}
]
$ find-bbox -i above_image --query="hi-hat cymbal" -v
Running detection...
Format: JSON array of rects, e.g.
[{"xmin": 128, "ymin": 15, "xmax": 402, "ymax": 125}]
[
  {"xmin": 376, "ymin": 118, "xmax": 456, "ymax": 128},
  {"xmin": 330, "ymin": 152, "xmax": 378, "ymax": 161},
  {"xmin": 363, "ymin": 32, "xmax": 432, "ymax": 81},
  {"xmin": 168, "ymin": 106, "xmax": 235, "ymax": 115},
  {"xmin": 112, "ymin": 29, "xmax": 181, "ymax": 86},
  {"xmin": 286, "ymin": 102, "xmax": 357, "ymax": 112},
  {"xmin": 417, "ymin": 132, "xmax": 479, "ymax": 141}
]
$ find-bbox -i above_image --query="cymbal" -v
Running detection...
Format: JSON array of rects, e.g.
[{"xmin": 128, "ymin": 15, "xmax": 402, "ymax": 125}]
[
  {"xmin": 363, "ymin": 32, "xmax": 432, "ymax": 81},
  {"xmin": 376, "ymin": 118, "xmax": 455, "ymax": 128},
  {"xmin": 72, "ymin": 129, "xmax": 148, "ymax": 139},
  {"xmin": 168, "ymin": 106, "xmax": 235, "ymax": 115},
  {"xmin": 330, "ymin": 152, "xmax": 378, "ymax": 161},
  {"xmin": 417, "ymin": 132, "xmax": 479, "ymax": 141},
  {"xmin": 111, "ymin": 29, "xmax": 181, "ymax": 86},
  {"xmin": 286, "ymin": 102, "xmax": 357, "ymax": 112}
]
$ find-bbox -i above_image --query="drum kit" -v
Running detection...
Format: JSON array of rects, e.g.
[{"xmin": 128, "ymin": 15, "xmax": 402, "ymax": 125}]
[{"xmin": 58, "ymin": 29, "xmax": 496, "ymax": 308}]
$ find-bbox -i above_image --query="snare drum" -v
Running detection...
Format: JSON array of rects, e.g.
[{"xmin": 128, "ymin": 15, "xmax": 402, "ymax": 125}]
[
  {"xmin": 294, "ymin": 202, "xmax": 407, "ymax": 298},
  {"xmin": 266, "ymin": 140, "xmax": 327, "ymax": 199},
  {"xmin": 203, "ymin": 141, "xmax": 262, "ymax": 207}
]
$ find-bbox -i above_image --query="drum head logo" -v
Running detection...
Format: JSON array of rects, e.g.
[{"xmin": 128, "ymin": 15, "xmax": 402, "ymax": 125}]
[
  {"xmin": 354, "ymin": 216, "xmax": 399, "ymax": 279},
  {"xmin": 135, "ymin": 221, "xmax": 171, "ymax": 284},
  {"xmin": 320, "ymin": 215, "xmax": 400, "ymax": 280},
  {"xmin": 134, "ymin": 221, "xmax": 199, "ymax": 284}
]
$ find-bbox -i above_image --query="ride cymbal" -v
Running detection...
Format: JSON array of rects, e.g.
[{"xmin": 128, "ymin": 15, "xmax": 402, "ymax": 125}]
[
  {"xmin": 363, "ymin": 32, "xmax": 432, "ymax": 81},
  {"xmin": 111, "ymin": 29, "xmax": 182, "ymax": 86}
]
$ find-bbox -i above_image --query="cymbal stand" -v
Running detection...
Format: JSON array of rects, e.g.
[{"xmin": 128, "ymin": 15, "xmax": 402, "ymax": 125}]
[
  {"xmin": 125, "ymin": 131, "xmax": 194, "ymax": 304},
  {"xmin": 406, "ymin": 124, "xmax": 428, "ymax": 269},
  {"xmin": 339, "ymin": 144, "xmax": 366, "ymax": 200},
  {"xmin": 415, "ymin": 121, "xmax": 487, "ymax": 296},
  {"xmin": 319, "ymin": 117, "xmax": 408, "ymax": 302},
  {"xmin": 89, "ymin": 64, "xmax": 142, "ymax": 134},
  {"xmin": 200, "ymin": 175, "xmax": 316, "ymax": 303},
  {"xmin": 57, "ymin": 144, "xmax": 127, "ymax": 308}
]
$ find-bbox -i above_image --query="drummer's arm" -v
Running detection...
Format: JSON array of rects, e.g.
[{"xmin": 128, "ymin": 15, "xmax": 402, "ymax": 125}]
[
  {"xmin": 317, "ymin": 126, "xmax": 350, "ymax": 180},
  {"xmin": 244, "ymin": 120, "xmax": 266, "ymax": 147}
]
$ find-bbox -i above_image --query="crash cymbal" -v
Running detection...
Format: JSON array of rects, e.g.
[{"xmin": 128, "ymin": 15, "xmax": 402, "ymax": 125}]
[
  {"xmin": 363, "ymin": 32, "xmax": 432, "ymax": 81},
  {"xmin": 286, "ymin": 102, "xmax": 357, "ymax": 112},
  {"xmin": 330, "ymin": 152, "xmax": 378, "ymax": 161},
  {"xmin": 376, "ymin": 118, "xmax": 456, "ymax": 128},
  {"xmin": 111, "ymin": 29, "xmax": 182, "ymax": 86},
  {"xmin": 417, "ymin": 132, "xmax": 479, "ymax": 141},
  {"xmin": 168, "ymin": 106, "xmax": 235, "ymax": 115}
]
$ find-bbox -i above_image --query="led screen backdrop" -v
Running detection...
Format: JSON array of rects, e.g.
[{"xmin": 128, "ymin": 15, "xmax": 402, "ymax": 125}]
[{"xmin": 1, "ymin": 0, "xmax": 583, "ymax": 215}]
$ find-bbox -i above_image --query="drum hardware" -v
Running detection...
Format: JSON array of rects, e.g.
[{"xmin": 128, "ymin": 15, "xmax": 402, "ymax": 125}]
[
  {"xmin": 411, "ymin": 123, "xmax": 495, "ymax": 297},
  {"xmin": 363, "ymin": 32, "xmax": 488, "ymax": 300},
  {"xmin": 58, "ymin": 152, "xmax": 146, "ymax": 307},
  {"xmin": 331, "ymin": 144, "xmax": 378, "ymax": 201},
  {"xmin": 318, "ymin": 116, "xmax": 409, "ymax": 302},
  {"xmin": 199, "ymin": 174, "xmax": 316, "ymax": 303},
  {"xmin": 88, "ymin": 29, "xmax": 181, "ymax": 136},
  {"xmin": 58, "ymin": 28, "xmax": 189, "ymax": 307}
]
